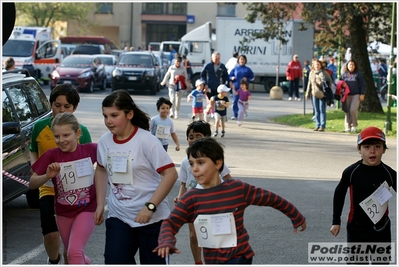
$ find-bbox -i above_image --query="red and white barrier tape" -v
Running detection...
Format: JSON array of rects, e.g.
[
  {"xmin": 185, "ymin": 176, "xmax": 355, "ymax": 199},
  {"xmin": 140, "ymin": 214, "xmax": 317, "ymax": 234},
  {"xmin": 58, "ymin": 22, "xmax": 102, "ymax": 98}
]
[{"xmin": 2, "ymin": 170, "xmax": 30, "ymax": 187}]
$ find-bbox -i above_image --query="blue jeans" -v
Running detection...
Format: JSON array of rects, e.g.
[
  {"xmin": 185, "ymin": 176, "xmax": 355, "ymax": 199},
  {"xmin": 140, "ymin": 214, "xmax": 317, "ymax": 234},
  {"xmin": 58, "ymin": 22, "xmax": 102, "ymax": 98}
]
[
  {"xmin": 104, "ymin": 217, "xmax": 166, "ymax": 264},
  {"xmin": 312, "ymin": 96, "xmax": 326, "ymax": 128},
  {"xmin": 225, "ymin": 256, "xmax": 253, "ymax": 264}
]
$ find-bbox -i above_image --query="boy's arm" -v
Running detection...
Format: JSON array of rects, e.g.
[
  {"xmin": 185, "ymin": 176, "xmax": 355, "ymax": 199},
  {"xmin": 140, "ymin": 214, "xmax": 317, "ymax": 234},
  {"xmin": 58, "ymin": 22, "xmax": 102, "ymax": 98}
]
[
  {"xmin": 170, "ymin": 132, "xmax": 180, "ymax": 151},
  {"xmin": 174, "ymin": 182, "xmax": 187, "ymax": 204}
]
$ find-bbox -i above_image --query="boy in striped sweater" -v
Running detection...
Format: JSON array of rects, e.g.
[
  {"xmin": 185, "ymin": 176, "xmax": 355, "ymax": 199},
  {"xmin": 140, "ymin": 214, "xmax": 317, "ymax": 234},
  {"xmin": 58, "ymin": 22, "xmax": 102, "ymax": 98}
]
[{"xmin": 154, "ymin": 137, "xmax": 306, "ymax": 264}]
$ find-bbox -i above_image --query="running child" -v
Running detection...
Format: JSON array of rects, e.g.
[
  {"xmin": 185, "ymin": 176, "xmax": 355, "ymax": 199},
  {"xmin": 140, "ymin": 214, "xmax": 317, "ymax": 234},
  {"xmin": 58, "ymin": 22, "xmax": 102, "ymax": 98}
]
[
  {"xmin": 205, "ymin": 84, "xmax": 230, "ymax": 137},
  {"xmin": 174, "ymin": 121, "xmax": 232, "ymax": 264},
  {"xmin": 232, "ymin": 79, "xmax": 252, "ymax": 126},
  {"xmin": 153, "ymin": 137, "xmax": 306, "ymax": 264},
  {"xmin": 94, "ymin": 90, "xmax": 178, "ymax": 264},
  {"xmin": 187, "ymin": 79, "xmax": 206, "ymax": 122},
  {"xmin": 150, "ymin": 97, "xmax": 180, "ymax": 152},
  {"xmin": 30, "ymin": 113, "xmax": 97, "ymax": 264},
  {"xmin": 330, "ymin": 126, "xmax": 396, "ymax": 264}
]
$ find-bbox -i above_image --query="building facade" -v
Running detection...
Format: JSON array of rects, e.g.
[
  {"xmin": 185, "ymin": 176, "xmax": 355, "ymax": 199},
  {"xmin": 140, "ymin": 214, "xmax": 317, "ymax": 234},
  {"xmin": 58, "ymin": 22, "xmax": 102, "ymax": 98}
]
[{"xmin": 65, "ymin": 3, "xmax": 248, "ymax": 50}]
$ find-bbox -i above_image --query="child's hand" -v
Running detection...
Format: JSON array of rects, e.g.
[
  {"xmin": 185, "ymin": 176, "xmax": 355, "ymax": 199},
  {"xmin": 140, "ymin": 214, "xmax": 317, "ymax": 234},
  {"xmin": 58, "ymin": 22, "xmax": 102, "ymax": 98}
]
[
  {"xmin": 187, "ymin": 96, "xmax": 190, "ymax": 102},
  {"xmin": 173, "ymin": 196, "xmax": 179, "ymax": 205},
  {"xmin": 134, "ymin": 206, "xmax": 154, "ymax": 224},
  {"xmin": 175, "ymin": 145, "xmax": 180, "ymax": 151},
  {"xmin": 153, "ymin": 246, "xmax": 180, "ymax": 258},
  {"xmin": 330, "ymin": 225, "xmax": 340, "ymax": 237},
  {"xmin": 94, "ymin": 206, "xmax": 105, "ymax": 225},
  {"xmin": 294, "ymin": 221, "xmax": 307, "ymax": 234},
  {"xmin": 46, "ymin": 162, "xmax": 61, "ymax": 180}
]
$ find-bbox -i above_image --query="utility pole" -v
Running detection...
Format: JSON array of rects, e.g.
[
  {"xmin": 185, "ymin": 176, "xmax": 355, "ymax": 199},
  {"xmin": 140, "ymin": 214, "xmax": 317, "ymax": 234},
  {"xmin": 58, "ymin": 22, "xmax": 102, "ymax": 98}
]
[{"xmin": 384, "ymin": 2, "xmax": 396, "ymax": 134}]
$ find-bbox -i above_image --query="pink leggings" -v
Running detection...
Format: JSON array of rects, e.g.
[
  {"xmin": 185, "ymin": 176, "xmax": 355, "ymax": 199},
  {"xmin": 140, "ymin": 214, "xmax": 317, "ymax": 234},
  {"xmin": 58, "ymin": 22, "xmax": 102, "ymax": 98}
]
[{"xmin": 56, "ymin": 212, "xmax": 95, "ymax": 264}]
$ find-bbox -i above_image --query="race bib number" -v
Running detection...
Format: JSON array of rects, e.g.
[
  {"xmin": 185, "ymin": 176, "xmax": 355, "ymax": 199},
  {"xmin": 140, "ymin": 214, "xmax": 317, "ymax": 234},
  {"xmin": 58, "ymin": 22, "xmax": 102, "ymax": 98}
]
[
  {"xmin": 59, "ymin": 157, "xmax": 94, "ymax": 192},
  {"xmin": 155, "ymin": 125, "xmax": 170, "ymax": 139},
  {"xmin": 193, "ymin": 212, "xmax": 237, "ymax": 248},
  {"xmin": 359, "ymin": 181, "xmax": 392, "ymax": 224},
  {"xmin": 106, "ymin": 154, "xmax": 133, "ymax": 184}
]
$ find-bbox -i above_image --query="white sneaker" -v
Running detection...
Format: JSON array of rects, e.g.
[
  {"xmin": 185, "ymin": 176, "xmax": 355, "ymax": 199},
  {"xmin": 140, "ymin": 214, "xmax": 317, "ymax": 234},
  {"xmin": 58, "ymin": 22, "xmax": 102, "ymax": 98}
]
[
  {"xmin": 344, "ymin": 128, "xmax": 350, "ymax": 132},
  {"xmin": 231, "ymin": 116, "xmax": 236, "ymax": 120},
  {"xmin": 288, "ymin": 97, "xmax": 292, "ymax": 101},
  {"xmin": 296, "ymin": 98, "xmax": 301, "ymax": 101},
  {"xmin": 351, "ymin": 127, "xmax": 357, "ymax": 132},
  {"xmin": 237, "ymin": 121, "xmax": 242, "ymax": 127}
]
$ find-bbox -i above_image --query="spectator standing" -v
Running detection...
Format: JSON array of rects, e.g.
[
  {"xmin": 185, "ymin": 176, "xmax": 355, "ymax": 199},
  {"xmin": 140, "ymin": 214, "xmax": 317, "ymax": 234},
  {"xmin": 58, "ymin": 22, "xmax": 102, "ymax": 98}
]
[
  {"xmin": 229, "ymin": 55, "xmax": 254, "ymax": 120},
  {"xmin": 340, "ymin": 59, "xmax": 365, "ymax": 132},
  {"xmin": 327, "ymin": 57, "xmax": 337, "ymax": 82},
  {"xmin": 150, "ymin": 97, "xmax": 180, "ymax": 152},
  {"xmin": 161, "ymin": 56, "xmax": 187, "ymax": 119},
  {"xmin": 330, "ymin": 127, "xmax": 396, "ymax": 264},
  {"xmin": 306, "ymin": 59, "xmax": 333, "ymax": 132},
  {"xmin": 3, "ymin": 57, "xmax": 15, "ymax": 70},
  {"xmin": 286, "ymin": 54, "xmax": 303, "ymax": 101},
  {"xmin": 169, "ymin": 45, "xmax": 177, "ymax": 65},
  {"xmin": 182, "ymin": 55, "xmax": 193, "ymax": 94}
]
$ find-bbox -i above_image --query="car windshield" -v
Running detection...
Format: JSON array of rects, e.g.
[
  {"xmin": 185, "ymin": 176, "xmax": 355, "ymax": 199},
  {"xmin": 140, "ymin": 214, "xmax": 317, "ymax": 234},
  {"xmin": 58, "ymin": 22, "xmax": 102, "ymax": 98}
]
[
  {"xmin": 60, "ymin": 57, "xmax": 93, "ymax": 68},
  {"xmin": 119, "ymin": 55, "xmax": 151, "ymax": 67},
  {"xmin": 3, "ymin": 40, "xmax": 35, "ymax": 57},
  {"xmin": 97, "ymin": 57, "xmax": 114, "ymax": 65}
]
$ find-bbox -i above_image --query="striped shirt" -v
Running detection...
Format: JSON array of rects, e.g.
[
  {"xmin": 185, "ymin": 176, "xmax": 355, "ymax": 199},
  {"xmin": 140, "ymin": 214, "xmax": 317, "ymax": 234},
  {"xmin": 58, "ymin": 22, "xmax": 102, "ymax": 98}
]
[{"xmin": 157, "ymin": 179, "xmax": 306, "ymax": 264}]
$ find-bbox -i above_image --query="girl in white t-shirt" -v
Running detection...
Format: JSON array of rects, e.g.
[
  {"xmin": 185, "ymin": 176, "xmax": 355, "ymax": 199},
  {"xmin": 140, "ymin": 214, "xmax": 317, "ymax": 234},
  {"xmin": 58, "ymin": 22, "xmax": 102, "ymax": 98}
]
[{"xmin": 94, "ymin": 90, "xmax": 178, "ymax": 264}]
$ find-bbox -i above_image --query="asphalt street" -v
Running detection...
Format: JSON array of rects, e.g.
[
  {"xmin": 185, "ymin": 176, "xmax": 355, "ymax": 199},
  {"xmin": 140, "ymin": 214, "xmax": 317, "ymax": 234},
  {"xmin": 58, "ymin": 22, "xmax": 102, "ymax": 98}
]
[{"xmin": 3, "ymin": 86, "xmax": 397, "ymax": 265}]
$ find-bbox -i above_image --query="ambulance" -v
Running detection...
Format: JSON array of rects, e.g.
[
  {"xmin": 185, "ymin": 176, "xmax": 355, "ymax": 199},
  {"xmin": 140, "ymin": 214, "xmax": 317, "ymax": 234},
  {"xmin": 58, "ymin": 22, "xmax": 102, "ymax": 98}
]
[{"xmin": 2, "ymin": 26, "xmax": 61, "ymax": 84}]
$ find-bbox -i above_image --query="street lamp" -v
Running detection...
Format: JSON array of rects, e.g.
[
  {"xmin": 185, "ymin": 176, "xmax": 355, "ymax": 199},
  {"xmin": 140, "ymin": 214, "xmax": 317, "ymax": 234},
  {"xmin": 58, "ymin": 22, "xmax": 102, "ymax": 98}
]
[{"xmin": 384, "ymin": 2, "xmax": 396, "ymax": 134}]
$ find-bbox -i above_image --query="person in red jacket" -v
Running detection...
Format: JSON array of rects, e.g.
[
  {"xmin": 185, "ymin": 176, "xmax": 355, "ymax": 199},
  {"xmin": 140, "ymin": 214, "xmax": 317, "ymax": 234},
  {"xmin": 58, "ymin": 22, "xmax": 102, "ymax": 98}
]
[{"xmin": 286, "ymin": 54, "xmax": 303, "ymax": 101}]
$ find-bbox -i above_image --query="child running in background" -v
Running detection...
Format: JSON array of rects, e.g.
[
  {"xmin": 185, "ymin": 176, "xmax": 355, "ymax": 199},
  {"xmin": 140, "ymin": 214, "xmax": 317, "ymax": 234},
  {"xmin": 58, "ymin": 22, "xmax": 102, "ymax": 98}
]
[
  {"xmin": 205, "ymin": 84, "xmax": 230, "ymax": 138},
  {"xmin": 153, "ymin": 137, "xmax": 307, "ymax": 264},
  {"xmin": 94, "ymin": 90, "xmax": 178, "ymax": 264},
  {"xmin": 30, "ymin": 113, "xmax": 97, "ymax": 265},
  {"xmin": 232, "ymin": 79, "xmax": 252, "ymax": 126},
  {"xmin": 174, "ymin": 121, "xmax": 232, "ymax": 264},
  {"xmin": 187, "ymin": 79, "xmax": 206, "ymax": 122},
  {"xmin": 150, "ymin": 97, "xmax": 180, "ymax": 152},
  {"xmin": 330, "ymin": 126, "xmax": 396, "ymax": 264}
]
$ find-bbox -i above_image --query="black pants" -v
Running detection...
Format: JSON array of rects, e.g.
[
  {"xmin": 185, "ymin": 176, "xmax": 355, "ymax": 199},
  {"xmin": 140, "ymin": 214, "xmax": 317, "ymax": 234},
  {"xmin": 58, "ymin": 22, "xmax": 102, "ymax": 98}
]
[{"xmin": 289, "ymin": 78, "xmax": 300, "ymax": 98}]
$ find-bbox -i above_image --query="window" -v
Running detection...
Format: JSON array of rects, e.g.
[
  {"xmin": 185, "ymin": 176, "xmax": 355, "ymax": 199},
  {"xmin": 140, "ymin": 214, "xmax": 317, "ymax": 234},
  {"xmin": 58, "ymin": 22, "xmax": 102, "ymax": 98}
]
[
  {"xmin": 6, "ymin": 85, "xmax": 35, "ymax": 127},
  {"xmin": 217, "ymin": 3, "xmax": 236, "ymax": 17},
  {"xmin": 24, "ymin": 81, "xmax": 51, "ymax": 116},
  {"xmin": 2, "ymin": 91, "xmax": 17, "ymax": 123},
  {"xmin": 167, "ymin": 3, "xmax": 187, "ymax": 14},
  {"xmin": 96, "ymin": 3, "xmax": 113, "ymax": 14},
  {"xmin": 143, "ymin": 3, "xmax": 163, "ymax": 14}
]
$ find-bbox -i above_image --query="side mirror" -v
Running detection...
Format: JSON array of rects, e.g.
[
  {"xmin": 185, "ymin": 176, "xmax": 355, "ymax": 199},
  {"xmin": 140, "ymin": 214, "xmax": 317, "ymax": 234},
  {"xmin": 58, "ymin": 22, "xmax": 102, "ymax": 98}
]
[
  {"xmin": 35, "ymin": 53, "xmax": 40, "ymax": 60},
  {"xmin": 3, "ymin": 122, "xmax": 21, "ymax": 135}
]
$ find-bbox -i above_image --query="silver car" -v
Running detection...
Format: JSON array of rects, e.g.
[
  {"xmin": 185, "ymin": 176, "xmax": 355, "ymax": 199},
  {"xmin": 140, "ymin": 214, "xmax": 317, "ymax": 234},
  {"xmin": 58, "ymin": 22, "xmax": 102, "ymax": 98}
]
[{"xmin": 93, "ymin": 54, "xmax": 117, "ymax": 87}]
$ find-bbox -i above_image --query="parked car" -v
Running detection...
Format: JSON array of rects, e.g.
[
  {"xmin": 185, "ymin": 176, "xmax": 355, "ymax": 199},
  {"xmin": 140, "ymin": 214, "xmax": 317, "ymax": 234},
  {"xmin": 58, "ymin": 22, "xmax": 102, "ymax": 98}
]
[
  {"xmin": 112, "ymin": 51, "xmax": 161, "ymax": 95},
  {"xmin": 153, "ymin": 52, "xmax": 167, "ymax": 89},
  {"xmin": 71, "ymin": 44, "xmax": 105, "ymax": 55},
  {"xmin": 148, "ymin": 42, "xmax": 160, "ymax": 52},
  {"xmin": 93, "ymin": 54, "xmax": 117, "ymax": 88},
  {"xmin": 60, "ymin": 44, "xmax": 76, "ymax": 60},
  {"xmin": 2, "ymin": 69, "xmax": 52, "ymax": 208},
  {"xmin": 50, "ymin": 54, "xmax": 106, "ymax": 93}
]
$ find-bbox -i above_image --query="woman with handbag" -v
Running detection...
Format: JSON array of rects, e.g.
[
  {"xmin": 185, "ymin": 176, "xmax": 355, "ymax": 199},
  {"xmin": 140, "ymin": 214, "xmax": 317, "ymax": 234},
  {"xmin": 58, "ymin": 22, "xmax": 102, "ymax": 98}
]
[{"xmin": 306, "ymin": 59, "xmax": 333, "ymax": 132}]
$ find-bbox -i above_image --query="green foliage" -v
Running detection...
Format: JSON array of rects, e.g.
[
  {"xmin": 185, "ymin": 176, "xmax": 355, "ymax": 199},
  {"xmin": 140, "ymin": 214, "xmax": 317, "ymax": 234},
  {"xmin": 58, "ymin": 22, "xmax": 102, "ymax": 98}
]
[
  {"xmin": 272, "ymin": 107, "xmax": 397, "ymax": 137},
  {"xmin": 15, "ymin": 3, "xmax": 95, "ymax": 28},
  {"xmin": 242, "ymin": 3, "xmax": 396, "ymax": 113}
]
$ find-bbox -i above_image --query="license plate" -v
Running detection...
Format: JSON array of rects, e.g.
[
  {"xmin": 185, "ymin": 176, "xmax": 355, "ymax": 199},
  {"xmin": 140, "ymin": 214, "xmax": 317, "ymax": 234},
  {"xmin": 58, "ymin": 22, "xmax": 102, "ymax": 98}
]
[
  {"xmin": 63, "ymin": 80, "xmax": 72, "ymax": 84},
  {"xmin": 128, "ymin": 76, "xmax": 138, "ymax": 81}
]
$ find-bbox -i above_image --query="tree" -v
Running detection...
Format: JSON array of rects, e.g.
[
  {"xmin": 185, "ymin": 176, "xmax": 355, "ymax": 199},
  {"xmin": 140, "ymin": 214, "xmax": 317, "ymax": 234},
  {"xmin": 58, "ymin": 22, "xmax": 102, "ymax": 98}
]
[
  {"xmin": 16, "ymin": 3, "xmax": 95, "ymax": 28},
  {"xmin": 243, "ymin": 3, "xmax": 396, "ymax": 113}
]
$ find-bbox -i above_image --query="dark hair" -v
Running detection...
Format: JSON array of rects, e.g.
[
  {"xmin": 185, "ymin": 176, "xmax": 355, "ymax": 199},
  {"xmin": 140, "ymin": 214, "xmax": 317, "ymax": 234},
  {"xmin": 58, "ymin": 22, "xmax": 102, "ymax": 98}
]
[
  {"xmin": 4, "ymin": 57, "xmax": 15, "ymax": 70},
  {"xmin": 156, "ymin": 97, "xmax": 172, "ymax": 110},
  {"xmin": 49, "ymin": 84, "xmax": 80, "ymax": 108},
  {"xmin": 233, "ymin": 51, "xmax": 239, "ymax": 58},
  {"xmin": 357, "ymin": 139, "xmax": 388, "ymax": 150},
  {"xmin": 102, "ymin": 90, "xmax": 150, "ymax": 131},
  {"xmin": 186, "ymin": 137, "xmax": 224, "ymax": 172},
  {"xmin": 238, "ymin": 55, "xmax": 247, "ymax": 64},
  {"xmin": 186, "ymin": 121, "xmax": 212, "ymax": 138},
  {"xmin": 240, "ymin": 79, "xmax": 249, "ymax": 88},
  {"xmin": 175, "ymin": 56, "xmax": 182, "ymax": 62},
  {"xmin": 344, "ymin": 59, "xmax": 358, "ymax": 72}
]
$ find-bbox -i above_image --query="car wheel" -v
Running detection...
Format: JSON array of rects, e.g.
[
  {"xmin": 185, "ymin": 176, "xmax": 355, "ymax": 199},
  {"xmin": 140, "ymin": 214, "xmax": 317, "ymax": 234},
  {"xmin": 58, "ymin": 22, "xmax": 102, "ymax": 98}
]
[
  {"xmin": 100, "ymin": 78, "xmax": 106, "ymax": 90},
  {"xmin": 26, "ymin": 189, "xmax": 40, "ymax": 209},
  {"xmin": 263, "ymin": 78, "xmax": 276, "ymax": 93},
  {"xmin": 88, "ymin": 80, "xmax": 94, "ymax": 93}
]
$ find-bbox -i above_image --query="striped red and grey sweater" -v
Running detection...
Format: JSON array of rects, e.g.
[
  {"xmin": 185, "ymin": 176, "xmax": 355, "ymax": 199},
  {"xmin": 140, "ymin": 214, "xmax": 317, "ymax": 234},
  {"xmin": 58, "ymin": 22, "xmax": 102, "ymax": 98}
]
[{"xmin": 156, "ymin": 179, "xmax": 306, "ymax": 264}]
